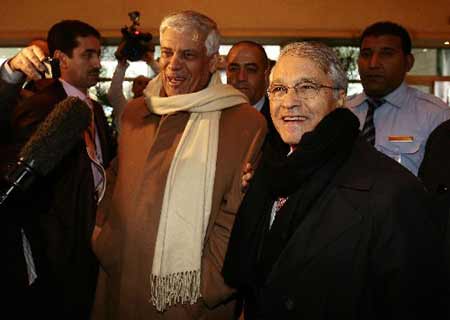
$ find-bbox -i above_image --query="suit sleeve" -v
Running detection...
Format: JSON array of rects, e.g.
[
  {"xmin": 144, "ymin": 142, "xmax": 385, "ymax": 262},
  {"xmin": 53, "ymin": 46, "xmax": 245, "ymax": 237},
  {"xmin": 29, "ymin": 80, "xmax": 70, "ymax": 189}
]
[{"xmin": 0, "ymin": 78, "xmax": 21, "ymax": 127}]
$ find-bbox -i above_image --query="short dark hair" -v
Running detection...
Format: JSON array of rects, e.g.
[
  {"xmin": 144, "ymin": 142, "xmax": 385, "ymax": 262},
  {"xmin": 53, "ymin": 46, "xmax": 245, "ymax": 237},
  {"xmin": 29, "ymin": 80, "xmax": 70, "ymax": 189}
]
[
  {"xmin": 47, "ymin": 20, "xmax": 100, "ymax": 57},
  {"xmin": 360, "ymin": 21, "xmax": 412, "ymax": 55},
  {"xmin": 228, "ymin": 41, "xmax": 269, "ymax": 70}
]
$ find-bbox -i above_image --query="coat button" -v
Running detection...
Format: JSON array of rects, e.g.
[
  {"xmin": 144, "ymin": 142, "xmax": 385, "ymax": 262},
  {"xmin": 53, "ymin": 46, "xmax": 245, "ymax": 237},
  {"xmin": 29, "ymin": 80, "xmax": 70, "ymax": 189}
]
[{"xmin": 284, "ymin": 297, "xmax": 295, "ymax": 311}]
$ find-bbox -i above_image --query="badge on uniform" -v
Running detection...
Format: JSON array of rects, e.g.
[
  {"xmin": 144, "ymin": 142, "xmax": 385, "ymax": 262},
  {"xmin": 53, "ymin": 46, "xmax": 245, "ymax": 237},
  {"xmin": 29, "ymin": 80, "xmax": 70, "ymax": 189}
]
[{"xmin": 388, "ymin": 135, "xmax": 414, "ymax": 142}]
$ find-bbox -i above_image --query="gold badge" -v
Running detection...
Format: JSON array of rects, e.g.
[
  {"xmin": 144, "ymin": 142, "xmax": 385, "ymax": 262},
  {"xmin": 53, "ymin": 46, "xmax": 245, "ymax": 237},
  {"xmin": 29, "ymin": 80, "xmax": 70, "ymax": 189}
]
[{"xmin": 388, "ymin": 135, "xmax": 414, "ymax": 142}]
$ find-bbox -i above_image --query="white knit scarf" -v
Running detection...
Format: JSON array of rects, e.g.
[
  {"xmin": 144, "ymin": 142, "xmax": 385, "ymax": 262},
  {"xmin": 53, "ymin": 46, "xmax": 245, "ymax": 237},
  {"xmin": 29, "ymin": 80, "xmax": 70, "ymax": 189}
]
[{"xmin": 144, "ymin": 72, "xmax": 247, "ymax": 311}]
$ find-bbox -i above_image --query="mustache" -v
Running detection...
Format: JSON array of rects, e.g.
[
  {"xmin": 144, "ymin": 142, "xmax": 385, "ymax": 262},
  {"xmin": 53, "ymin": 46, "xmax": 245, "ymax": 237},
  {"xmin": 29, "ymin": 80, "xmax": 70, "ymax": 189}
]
[{"xmin": 88, "ymin": 68, "xmax": 101, "ymax": 75}]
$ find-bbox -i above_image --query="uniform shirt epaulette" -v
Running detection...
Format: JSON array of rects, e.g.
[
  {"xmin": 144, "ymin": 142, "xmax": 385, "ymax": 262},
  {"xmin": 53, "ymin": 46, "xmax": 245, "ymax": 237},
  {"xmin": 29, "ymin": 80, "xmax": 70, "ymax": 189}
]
[{"xmin": 414, "ymin": 90, "xmax": 449, "ymax": 110}]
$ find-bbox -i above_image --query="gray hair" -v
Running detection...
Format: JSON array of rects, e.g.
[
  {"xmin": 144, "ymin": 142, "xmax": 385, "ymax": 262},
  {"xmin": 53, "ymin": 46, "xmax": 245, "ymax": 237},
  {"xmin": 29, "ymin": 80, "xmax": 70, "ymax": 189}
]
[
  {"xmin": 271, "ymin": 41, "xmax": 348, "ymax": 95},
  {"xmin": 160, "ymin": 10, "xmax": 221, "ymax": 56}
]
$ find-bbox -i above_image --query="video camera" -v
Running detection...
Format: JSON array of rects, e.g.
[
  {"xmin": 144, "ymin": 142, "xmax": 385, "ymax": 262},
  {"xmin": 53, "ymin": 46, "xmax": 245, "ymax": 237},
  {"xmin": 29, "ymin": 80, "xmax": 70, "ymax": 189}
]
[{"xmin": 116, "ymin": 11, "xmax": 153, "ymax": 62}]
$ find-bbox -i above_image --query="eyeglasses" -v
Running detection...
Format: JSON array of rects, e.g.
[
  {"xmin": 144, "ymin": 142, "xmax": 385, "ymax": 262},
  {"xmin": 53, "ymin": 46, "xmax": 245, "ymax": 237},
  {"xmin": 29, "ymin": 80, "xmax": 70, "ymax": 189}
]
[{"xmin": 267, "ymin": 82, "xmax": 340, "ymax": 100}]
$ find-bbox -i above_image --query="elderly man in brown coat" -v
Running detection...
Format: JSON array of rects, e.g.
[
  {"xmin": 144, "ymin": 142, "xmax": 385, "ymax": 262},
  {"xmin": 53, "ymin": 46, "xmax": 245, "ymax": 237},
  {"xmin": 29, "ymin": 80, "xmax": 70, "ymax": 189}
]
[{"xmin": 91, "ymin": 10, "xmax": 267, "ymax": 320}]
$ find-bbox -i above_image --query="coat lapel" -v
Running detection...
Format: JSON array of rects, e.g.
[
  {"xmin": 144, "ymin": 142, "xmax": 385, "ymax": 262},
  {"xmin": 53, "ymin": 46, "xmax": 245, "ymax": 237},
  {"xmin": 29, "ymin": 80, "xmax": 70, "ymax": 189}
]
[
  {"xmin": 266, "ymin": 139, "xmax": 375, "ymax": 283},
  {"xmin": 92, "ymin": 102, "xmax": 113, "ymax": 165}
]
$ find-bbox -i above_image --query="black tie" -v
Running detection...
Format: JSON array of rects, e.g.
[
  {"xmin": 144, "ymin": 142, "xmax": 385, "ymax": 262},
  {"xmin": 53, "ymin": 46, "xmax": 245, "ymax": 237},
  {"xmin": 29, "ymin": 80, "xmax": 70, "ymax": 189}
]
[{"xmin": 362, "ymin": 99, "xmax": 384, "ymax": 145}]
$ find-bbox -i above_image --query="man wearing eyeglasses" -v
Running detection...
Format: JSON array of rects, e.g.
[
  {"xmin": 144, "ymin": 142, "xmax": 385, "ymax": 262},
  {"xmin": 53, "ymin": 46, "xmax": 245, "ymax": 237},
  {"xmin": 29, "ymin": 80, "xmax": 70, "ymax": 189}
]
[
  {"xmin": 223, "ymin": 41, "xmax": 441, "ymax": 319},
  {"xmin": 346, "ymin": 21, "xmax": 450, "ymax": 176}
]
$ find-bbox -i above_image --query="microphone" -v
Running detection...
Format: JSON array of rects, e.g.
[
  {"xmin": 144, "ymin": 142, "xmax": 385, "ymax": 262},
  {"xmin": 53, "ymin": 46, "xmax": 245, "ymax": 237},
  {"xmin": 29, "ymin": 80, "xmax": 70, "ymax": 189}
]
[{"xmin": 0, "ymin": 96, "xmax": 91, "ymax": 205}]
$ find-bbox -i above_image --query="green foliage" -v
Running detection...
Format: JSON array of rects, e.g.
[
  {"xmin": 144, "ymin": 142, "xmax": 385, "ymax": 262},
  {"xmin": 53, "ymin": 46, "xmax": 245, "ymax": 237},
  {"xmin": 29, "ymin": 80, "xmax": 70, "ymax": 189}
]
[
  {"xmin": 334, "ymin": 47, "xmax": 360, "ymax": 80},
  {"xmin": 90, "ymin": 82, "xmax": 115, "ymax": 129}
]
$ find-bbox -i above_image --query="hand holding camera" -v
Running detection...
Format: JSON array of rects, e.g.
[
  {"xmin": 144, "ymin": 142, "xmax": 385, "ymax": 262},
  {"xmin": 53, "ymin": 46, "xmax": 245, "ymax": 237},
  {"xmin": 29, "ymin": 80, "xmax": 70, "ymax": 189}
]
[
  {"xmin": 9, "ymin": 45, "xmax": 49, "ymax": 80},
  {"xmin": 115, "ymin": 11, "xmax": 154, "ymax": 62}
]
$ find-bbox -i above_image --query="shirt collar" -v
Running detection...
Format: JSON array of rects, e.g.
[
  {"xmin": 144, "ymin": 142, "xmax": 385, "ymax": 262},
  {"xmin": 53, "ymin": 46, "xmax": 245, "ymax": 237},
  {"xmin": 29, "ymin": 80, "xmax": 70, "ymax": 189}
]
[
  {"xmin": 381, "ymin": 81, "xmax": 407, "ymax": 109},
  {"xmin": 348, "ymin": 81, "xmax": 407, "ymax": 110},
  {"xmin": 253, "ymin": 95, "xmax": 266, "ymax": 112},
  {"xmin": 59, "ymin": 78, "xmax": 91, "ymax": 105}
]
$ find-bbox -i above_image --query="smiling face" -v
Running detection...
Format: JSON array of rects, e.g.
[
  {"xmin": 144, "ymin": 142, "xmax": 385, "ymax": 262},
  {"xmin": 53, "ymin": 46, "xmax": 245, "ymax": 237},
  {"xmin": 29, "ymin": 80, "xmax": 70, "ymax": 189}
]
[
  {"xmin": 226, "ymin": 43, "xmax": 268, "ymax": 105},
  {"xmin": 159, "ymin": 27, "xmax": 216, "ymax": 96},
  {"xmin": 269, "ymin": 55, "xmax": 345, "ymax": 145},
  {"xmin": 358, "ymin": 35, "xmax": 414, "ymax": 98},
  {"xmin": 56, "ymin": 35, "xmax": 101, "ymax": 93}
]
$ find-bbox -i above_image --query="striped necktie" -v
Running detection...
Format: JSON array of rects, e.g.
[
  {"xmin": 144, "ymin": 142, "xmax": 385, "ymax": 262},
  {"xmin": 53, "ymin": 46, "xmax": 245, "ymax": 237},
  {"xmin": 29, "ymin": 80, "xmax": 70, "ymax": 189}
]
[
  {"xmin": 83, "ymin": 107, "xmax": 98, "ymax": 162},
  {"xmin": 83, "ymin": 102, "xmax": 106, "ymax": 203},
  {"xmin": 362, "ymin": 99, "xmax": 384, "ymax": 145}
]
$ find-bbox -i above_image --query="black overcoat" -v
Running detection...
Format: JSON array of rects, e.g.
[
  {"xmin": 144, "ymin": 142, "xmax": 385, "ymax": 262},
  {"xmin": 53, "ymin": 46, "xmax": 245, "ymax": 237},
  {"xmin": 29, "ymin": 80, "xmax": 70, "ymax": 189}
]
[{"xmin": 223, "ymin": 138, "xmax": 441, "ymax": 319}]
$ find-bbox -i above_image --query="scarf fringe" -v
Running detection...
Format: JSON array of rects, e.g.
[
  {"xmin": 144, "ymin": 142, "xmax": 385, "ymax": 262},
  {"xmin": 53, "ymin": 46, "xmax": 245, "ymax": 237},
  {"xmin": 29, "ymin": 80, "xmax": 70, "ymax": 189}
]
[{"xmin": 150, "ymin": 270, "xmax": 201, "ymax": 312}]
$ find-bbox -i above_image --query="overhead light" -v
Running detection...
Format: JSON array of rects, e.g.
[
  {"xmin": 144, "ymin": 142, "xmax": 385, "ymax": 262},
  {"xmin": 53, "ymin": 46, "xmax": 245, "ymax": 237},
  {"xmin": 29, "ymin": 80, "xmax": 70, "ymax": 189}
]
[{"xmin": 445, "ymin": 41, "xmax": 450, "ymax": 45}]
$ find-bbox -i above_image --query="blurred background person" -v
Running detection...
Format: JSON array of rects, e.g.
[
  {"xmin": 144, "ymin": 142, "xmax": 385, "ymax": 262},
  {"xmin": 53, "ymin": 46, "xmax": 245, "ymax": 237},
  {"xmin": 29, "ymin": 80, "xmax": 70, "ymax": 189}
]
[
  {"xmin": 107, "ymin": 60, "xmax": 150, "ymax": 131},
  {"xmin": 107, "ymin": 39, "xmax": 158, "ymax": 132},
  {"xmin": 226, "ymin": 41, "xmax": 273, "ymax": 132}
]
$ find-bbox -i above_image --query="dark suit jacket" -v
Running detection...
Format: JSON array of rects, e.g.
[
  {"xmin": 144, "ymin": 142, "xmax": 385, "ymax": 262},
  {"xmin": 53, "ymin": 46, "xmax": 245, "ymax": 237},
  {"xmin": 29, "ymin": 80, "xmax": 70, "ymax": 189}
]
[
  {"xmin": 223, "ymin": 138, "xmax": 441, "ymax": 319},
  {"xmin": 5, "ymin": 80, "xmax": 115, "ymax": 319},
  {"xmin": 259, "ymin": 95, "xmax": 275, "ymax": 134},
  {"xmin": 418, "ymin": 119, "xmax": 450, "ymax": 316},
  {"xmin": 419, "ymin": 119, "xmax": 450, "ymax": 193},
  {"xmin": 0, "ymin": 78, "xmax": 22, "ymax": 174},
  {"xmin": 259, "ymin": 95, "xmax": 289, "ymax": 155},
  {"xmin": 259, "ymin": 95, "xmax": 270, "ymax": 122},
  {"xmin": 0, "ymin": 77, "xmax": 21, "ymax": 129}
]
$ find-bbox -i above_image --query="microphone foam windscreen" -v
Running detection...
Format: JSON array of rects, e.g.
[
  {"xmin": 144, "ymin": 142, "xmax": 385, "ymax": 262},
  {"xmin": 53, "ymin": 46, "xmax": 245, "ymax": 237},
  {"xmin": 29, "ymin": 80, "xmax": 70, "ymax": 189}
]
[{"xmin": 19, "ymin": 96, "xmax": 92, "ymax": 176}]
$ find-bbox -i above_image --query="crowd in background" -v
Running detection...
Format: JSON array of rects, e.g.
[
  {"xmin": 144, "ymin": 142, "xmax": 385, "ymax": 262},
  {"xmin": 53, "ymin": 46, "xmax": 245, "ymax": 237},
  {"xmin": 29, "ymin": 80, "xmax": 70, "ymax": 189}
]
[{"xmin": 1, "ymin": 10, "xmax": 449, "ymax": 320}]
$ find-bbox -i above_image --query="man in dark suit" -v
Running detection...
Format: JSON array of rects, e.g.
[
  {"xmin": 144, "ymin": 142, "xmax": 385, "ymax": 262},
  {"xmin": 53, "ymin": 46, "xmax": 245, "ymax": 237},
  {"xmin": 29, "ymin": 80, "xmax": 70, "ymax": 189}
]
[
  {"xmin": 223, "ymin": 41, "xmax": 441, "ymax": 319},
  {"xmin": 4, "ymin": 20, "xmax": 115, "ymax": 319},
  {"xmin": 0, "ymin": 43, "xmax": 49, "ymax": 317},
  {"xmin": 418, "ymin": 119, "xmax": 450, "ymax": 317},
  {"xmin": 226, "ymin": 41, "xmax": 274, "ymax": 132}
]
